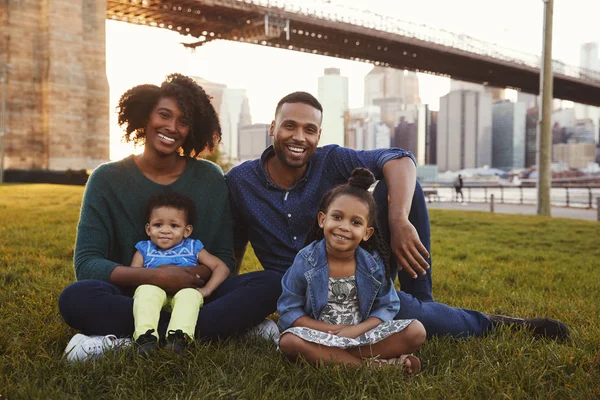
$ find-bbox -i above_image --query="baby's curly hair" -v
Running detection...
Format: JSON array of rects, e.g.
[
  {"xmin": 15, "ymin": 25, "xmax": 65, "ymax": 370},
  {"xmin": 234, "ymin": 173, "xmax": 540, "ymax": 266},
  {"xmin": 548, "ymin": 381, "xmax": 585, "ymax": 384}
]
[
  {"xmin": 144, "ymin": 191, "xmax": 197, "ymax": 226},
  {"xmin": 117, "ymin": 73, "xmax": 221, "ymax": 157}
]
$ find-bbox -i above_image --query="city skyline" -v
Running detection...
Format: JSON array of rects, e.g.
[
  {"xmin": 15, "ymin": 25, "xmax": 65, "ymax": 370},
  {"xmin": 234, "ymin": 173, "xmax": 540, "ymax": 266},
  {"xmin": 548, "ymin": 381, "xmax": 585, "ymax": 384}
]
[{"xmin": 106, "ymin": 0, "xmax": 600, "ymax": 160}]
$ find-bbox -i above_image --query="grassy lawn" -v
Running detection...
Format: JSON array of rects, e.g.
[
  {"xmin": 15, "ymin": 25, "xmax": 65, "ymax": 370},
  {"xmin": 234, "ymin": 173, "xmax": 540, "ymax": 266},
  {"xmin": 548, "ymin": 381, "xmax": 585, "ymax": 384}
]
[{"xmin": 1, "ymin": 184, "xmax": 599, "ymax": 399}]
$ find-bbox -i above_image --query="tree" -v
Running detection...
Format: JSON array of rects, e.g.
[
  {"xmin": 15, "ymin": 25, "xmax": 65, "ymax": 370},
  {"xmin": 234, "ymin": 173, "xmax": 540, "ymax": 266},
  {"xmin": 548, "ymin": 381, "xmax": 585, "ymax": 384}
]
[{"xmin": 200, "ymin": 145, "xmax": 233, "ymax": 173}]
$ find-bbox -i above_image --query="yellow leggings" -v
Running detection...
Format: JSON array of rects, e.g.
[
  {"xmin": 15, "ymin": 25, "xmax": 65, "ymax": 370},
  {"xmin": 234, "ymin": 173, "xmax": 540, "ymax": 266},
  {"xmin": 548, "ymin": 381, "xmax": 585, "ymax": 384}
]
[{"xmin": 133, "ymin": 284, "xmax": 203, "ymax": 341}]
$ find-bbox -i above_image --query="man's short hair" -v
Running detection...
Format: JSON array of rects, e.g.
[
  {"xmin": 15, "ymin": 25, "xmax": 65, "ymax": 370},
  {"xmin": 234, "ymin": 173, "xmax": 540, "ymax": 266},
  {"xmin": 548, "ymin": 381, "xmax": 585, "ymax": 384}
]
[{"xmin": 275, "ymin": 91, "xmax": 323, "ymax": 117}]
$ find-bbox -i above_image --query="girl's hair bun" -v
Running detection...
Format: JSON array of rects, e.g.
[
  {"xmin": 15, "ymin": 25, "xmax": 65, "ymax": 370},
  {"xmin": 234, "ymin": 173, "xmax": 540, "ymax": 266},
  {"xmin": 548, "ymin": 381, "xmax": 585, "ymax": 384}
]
[{"xmin": 348, "ymin": 168, "xmax": 376, "ymax": 190}]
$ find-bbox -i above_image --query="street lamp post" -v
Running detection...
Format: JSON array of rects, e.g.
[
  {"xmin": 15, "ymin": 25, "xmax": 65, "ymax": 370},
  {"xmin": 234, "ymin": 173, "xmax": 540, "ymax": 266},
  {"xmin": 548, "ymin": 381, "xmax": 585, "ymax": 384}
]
[
  {"xmin": 0, "ymin": 64, "xmax": 10, "ymax": 184},
  {"xmin": 537, "ymin": 0, "xmax": 554, "ymax": 216}
]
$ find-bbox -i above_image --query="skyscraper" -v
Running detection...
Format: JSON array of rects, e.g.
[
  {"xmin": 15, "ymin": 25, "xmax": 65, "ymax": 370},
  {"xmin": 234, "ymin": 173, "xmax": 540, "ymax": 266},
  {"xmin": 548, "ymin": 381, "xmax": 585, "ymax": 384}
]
[
  {"xmin": 552, "ymin": 142, "xmax": 596, "ymax": 169},
  {"xmin": 437, "ymin": 90, "xmax": 492, "ymax": 172},
  {"xmin": 364, "ymin": 67, "xmax": 420, "ymax": 106},
  {"xmin": 393, "ymin": 104, "xmax": 436, "ymax": 166},
  {"xmin": 492, "ymin": 101, "xmax": 526, "ymax": 171},
  {"xmin": 192, "ymin": 77, "xmax": 251, "ymax": 161},
  {"xmin": 238, "ymin": 123, "xmax": 271, "ymax": 162},
  {"xmin": 524, "ymin": 106, "xmax": 538, "ymax": 168},
  {"xmin": 450, "ymin": 80, "xmax": 505, "ymax": 102},
  {"xmin": 517, "ymin": 92, "xmax": 538, "ymax": 109},
  {"xmin": 575, "ymin": 43, "xmax": 600, "ymax": 143},
  {"xmin": 318, "ymin": 68, "xmax": 348, "ymax": 146},
  {"xmin": 225, "ymin": 89, "xmax": 252, "ymax": 161},
  {"xmin": 345, "ymin": 106, "xmax": 384, "ymax": 150},
  {"xmin": 427, "ymin": 111, "xmax": 438, "ymax": 165}
]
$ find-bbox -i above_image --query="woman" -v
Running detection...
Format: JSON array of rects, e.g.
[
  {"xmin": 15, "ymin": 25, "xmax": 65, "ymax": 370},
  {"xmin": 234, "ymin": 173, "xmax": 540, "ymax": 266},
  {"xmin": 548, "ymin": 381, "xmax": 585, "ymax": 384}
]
[{"xmin": 59, "ymin": 74, "xmax": 281, "ymax": 361}]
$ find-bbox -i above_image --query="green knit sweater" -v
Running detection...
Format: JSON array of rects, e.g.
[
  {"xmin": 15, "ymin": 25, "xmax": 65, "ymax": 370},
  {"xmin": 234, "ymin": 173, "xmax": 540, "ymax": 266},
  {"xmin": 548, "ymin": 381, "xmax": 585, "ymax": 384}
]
[{"xmin": 73, "ymin": 155, "xmax": 234, "ymax": 282}]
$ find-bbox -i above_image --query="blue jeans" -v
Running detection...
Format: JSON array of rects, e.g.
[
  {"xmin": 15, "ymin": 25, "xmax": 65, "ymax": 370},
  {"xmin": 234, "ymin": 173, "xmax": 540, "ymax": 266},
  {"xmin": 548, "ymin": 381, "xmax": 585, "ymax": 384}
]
[
  {"xmin": 373, "ymin": 180, "xmax": 492, "ymax": 338},
  {"xmin": 59, "ymin": 270, "xmax": 282, "ymax": 340}
]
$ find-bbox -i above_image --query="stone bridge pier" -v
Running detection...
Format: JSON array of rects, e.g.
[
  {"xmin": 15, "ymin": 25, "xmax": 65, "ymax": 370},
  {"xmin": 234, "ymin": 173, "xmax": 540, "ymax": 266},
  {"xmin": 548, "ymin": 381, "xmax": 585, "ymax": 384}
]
[{"xmin": 1, "ymin": 0, "xmax": 109, "ymax": 171}]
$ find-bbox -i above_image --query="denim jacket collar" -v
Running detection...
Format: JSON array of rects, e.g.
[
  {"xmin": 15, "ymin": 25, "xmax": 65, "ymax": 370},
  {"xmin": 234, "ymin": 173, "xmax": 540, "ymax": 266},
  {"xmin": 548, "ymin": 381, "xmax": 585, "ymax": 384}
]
[{"xmin": 302, "ymin": 238, "xmax": 382, "ymax": 276}]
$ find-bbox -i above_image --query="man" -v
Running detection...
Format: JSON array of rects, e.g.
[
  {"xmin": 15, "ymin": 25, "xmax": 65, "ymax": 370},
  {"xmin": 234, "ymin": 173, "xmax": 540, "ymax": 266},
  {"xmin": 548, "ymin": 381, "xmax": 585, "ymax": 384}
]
[
  {"xmin": 226, "ymin": 92, "xmax": 568, "ymax": 340},
  {"xmin": 454, "ymin": 174, "xmax": 464, "ymax": 203}
]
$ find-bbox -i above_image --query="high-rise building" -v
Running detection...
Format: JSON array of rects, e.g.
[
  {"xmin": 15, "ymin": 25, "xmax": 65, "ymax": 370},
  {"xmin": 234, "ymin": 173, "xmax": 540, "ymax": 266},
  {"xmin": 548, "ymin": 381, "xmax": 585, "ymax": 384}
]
[
  {"xmin": 374, "ymin": 122, "xmax": 392, "ymax": 150},
  {"xmin": 345, "ymin": 106, "xmax": 383, "ymax": 150},
  {"xmin": 450, "ymin": 80, "xmax": 505, "ymax": 102},
  {"xmin": 364, "ymin": 67, "xmax": 420, "ymax": 106},
  {"xmin": 575, "ymin": 43, "xmax": 600, "ymax": 143},
  {"xmin": 552, "ymin": 108, "xmax": 576, "ymax": 144},
  {"xmin": 437, "ymin": 90, "xmax": 492, "ymax": 172},
  {"xmin": 492, "ymin": 101, "xmax": 526, "ymax": 171},
  {"xmin": 571, "ymin": 119, "xmax": 596, "ymax": 143},
  {"xmin": 552, "ymin": 142, "xmax": 596, "ymax": 169},
  {"xmin": 373, "ymin": 97, "xmax": 404, "ymax": 144},
  {"xmin": 525, "ymin": 106, "xmax": 538, "ymax": 168},
  {"xmin": 360, "ymin": 67, "xmax": 422, "ymax": 149},
  {"xmin": 238, "ymin": 123, "xmax": 271, "ymax": 161},
  {"xmin": 517, "ymin": 92, "xmax": 538, "ymax": 109},
  {"xmin": 403, "ymin": 71, "xmax": 421, "ymax": 105},
  {"xmin": 393, "ymin": 104, "xmax": 436, "ymax": 166},
  {"xmin": 224, "ymin": 89, "xmax": 252, "ymax": 161},
  {"xmin": 427, "ymin": 111, "xmax": 438, "ymax": 165},
  {"xmin": 318, "ymin": 68, "xmax": 348, "ymax": 146},
  {"xmin": 192, "ymin": 77, "xmax": 251, "ymax": 161}
]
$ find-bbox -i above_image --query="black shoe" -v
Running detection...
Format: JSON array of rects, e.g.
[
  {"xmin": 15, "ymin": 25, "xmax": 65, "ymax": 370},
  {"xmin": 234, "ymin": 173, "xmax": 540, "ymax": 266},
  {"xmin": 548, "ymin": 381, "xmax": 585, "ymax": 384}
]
[
  {"xmin": 135, "ymin": 329, "xmax": 159, "ymax": 356},
  {"xmin": 165, "ymin": 330, "xmax": 190, "ymax": 354},
  {"xmin": 488, "ymin": 314, "xmax": 570, "ymax": 341}
]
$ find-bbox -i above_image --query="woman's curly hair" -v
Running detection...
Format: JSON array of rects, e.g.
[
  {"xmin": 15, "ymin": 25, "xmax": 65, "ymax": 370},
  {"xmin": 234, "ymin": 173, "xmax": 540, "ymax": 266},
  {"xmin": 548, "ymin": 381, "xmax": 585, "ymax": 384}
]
[{"xmin": 117, "ymin": 73, "xmax": 221, "ymax": 157}]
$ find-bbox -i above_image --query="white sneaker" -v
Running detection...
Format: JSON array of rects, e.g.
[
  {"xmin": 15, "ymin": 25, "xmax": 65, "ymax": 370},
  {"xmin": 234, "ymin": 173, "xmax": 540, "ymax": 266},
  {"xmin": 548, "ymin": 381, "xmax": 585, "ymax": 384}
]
[
  {"xmin": 64, "ymin": 333, "xmax": 132, "ymax": 362},
  {"xmin": 245, "ymin": 319, "xmax": 280, "ymax": 344}
]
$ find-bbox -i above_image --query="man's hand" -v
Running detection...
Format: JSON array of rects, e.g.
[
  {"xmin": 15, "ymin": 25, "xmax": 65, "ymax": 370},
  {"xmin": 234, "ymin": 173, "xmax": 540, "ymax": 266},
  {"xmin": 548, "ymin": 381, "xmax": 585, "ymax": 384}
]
[{"xmin": 390, "ymin": 219, "xmax": 430, "ymax": 279}]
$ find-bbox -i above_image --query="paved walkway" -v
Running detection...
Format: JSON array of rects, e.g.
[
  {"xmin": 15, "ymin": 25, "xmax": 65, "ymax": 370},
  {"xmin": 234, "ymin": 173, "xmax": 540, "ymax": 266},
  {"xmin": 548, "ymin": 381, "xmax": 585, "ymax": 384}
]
[{"xmin": 427, "ymin": 201, "xmax": 599, "ymax": 222}]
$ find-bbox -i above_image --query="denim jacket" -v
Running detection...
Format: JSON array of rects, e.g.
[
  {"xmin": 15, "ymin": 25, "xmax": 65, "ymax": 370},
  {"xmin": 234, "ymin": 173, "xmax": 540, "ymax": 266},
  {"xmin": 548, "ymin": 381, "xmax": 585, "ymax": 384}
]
[{"xmin": 277, "ymin": 239, "xmax": 400, "ymax": 331}]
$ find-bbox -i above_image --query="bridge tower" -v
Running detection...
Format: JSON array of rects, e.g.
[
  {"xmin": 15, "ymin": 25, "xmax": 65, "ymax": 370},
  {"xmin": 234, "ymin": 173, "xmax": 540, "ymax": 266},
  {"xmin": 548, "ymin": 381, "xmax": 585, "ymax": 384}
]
[{"xmin": 0, "ymin": 0, "xmax": 109, "ymax": 171}]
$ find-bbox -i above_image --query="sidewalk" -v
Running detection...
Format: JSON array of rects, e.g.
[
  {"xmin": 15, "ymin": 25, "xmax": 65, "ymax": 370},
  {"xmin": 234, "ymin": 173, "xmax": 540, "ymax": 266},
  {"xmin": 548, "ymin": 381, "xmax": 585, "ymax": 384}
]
[{"xmin": 427, "ymin": 201, "xmax": 598, "ymax": 222}]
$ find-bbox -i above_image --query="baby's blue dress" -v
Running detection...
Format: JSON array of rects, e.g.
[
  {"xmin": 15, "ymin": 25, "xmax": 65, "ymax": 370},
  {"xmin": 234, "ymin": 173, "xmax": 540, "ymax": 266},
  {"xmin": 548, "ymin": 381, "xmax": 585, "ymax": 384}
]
[{"xmin": 135, "ymin": 238, "xmax": 204, "ymax": 268}]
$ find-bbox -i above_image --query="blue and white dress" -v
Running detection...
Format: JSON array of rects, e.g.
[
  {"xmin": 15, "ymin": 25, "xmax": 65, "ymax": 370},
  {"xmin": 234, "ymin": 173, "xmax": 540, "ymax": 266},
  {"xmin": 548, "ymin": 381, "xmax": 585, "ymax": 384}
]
[
  {"xmin": 135, "ymin": 238, "xmax": 204, "ymax": 268},
  {"xmin": 282, "ymin": 276, "xmax": 413, "ymax": 349}
]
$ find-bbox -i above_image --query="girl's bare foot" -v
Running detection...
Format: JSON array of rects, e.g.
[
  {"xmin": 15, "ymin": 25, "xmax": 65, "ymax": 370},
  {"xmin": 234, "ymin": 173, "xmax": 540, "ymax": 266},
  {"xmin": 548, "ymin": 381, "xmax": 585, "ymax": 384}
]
[{"xmin": 366, "ymin": 354, "xmax": 422, "ymax": 375}]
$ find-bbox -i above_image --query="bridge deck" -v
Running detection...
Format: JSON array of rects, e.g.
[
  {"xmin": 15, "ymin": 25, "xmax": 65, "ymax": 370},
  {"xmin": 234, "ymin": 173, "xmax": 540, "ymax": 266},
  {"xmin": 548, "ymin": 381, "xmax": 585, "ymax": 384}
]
[{"xmin": 106, "ymin": 0, "xmax": 600, "ymax": 106}]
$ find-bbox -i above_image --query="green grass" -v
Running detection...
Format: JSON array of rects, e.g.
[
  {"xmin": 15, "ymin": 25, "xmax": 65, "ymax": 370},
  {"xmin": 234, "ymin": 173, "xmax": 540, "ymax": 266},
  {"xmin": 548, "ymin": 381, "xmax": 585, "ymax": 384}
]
[{"xmin": 1, "ymin": 184, "xmax": 599, "ymax": 399}]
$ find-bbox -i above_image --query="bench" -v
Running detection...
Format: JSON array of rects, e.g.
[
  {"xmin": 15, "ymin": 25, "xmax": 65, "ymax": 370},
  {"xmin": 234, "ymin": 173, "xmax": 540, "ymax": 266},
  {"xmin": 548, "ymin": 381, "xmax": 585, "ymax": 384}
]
[{"xmin": 423, "ymin": 189, "xmax": 439, "ymax": 203}]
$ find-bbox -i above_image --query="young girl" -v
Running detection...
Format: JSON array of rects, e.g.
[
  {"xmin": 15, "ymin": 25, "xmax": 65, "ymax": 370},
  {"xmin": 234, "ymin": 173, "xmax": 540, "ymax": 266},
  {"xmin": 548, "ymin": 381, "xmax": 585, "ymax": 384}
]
[
  {"xmin": 277, "ymin": 168, "xmax": 426, "ymax": 373},
  {"xmin": 131, "ymin": 191, "xmax": 230, "ymax": 354}
]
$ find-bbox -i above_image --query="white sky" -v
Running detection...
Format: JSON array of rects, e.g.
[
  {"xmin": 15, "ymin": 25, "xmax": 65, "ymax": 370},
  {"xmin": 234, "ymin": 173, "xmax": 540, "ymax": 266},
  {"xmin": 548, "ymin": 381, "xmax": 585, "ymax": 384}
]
[{"xmin": 106, "ymin": 0, "xmax": 600, "ymax": 160}]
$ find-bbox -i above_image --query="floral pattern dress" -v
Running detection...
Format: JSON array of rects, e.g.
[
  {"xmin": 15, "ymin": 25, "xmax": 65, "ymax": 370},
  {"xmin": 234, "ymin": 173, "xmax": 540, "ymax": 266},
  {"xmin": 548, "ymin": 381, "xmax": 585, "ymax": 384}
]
[{"xmin": 281, "ymin": 276, "xmax": 413, "ymax": 349}]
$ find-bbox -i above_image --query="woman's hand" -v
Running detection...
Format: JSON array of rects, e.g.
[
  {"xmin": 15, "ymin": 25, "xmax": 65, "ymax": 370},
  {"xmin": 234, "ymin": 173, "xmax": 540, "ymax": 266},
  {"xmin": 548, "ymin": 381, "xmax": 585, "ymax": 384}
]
[
  {"xmin": 153, "ymin": 266, "xmax": 206, "ymax": 295},
  {"xmin": 186, "ymin": 264, "xmax": 213, "ymax": 283},
  {"xmin": 157, "ymin": 264, "xmax": 212, "ymax": 286}
]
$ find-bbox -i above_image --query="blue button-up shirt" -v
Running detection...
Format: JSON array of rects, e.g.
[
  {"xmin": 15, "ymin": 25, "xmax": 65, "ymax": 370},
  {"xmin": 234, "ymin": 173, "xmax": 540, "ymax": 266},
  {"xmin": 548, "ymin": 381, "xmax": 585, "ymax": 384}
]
[{"xmin": 225, "ymin": 144, "xmax": 415, "ymax": 274}]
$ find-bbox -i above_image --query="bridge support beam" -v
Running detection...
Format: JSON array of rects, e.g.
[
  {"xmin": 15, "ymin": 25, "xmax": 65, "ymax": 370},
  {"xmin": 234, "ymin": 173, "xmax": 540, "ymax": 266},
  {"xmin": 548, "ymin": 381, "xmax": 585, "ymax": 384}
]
[
  {"xmin": 0, "ymin": 0, "xmax": 109, "ymax": 172},
  {"xmin": 537, "ymin": 0, "xmax": 554, "ymax": 216}
]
